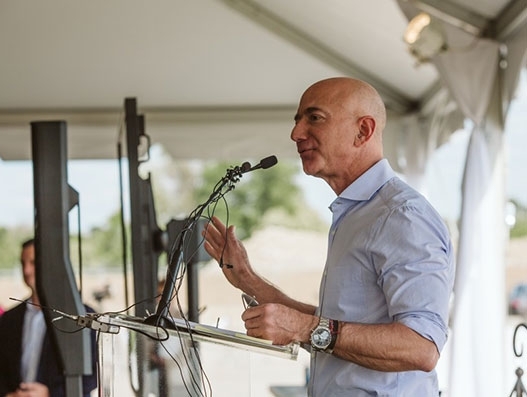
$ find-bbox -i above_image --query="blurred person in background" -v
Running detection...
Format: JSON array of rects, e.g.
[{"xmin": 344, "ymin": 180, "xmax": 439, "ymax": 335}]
[{"xmin": 0, "ymin": 238, "xmax": 97, "ymax": 397}]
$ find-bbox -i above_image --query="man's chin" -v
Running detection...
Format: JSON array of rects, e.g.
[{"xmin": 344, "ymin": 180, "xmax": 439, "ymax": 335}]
[
  {"xmin": 300, "ymin": 158, "xmax": 318, "ymax": 175},
  {"xmin": 302, "ymin": 165, "xmax": 320, "ymax": 177}
]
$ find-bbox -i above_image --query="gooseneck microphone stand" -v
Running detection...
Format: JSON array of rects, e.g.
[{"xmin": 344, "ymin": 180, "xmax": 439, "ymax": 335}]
[{"xmin": 145, "ymin": 155, "xmax": 277, "ymax": 328}]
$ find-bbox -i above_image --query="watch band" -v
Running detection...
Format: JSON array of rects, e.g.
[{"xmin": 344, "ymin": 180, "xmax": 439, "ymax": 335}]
[{"xmin": 326, "ymin": 318, "xmax": 339, "ymax": 353}]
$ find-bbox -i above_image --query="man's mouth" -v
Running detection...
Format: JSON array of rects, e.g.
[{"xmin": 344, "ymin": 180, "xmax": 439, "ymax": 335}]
[{"xmin": 297, "ymin": 146, "xmax": 315, "ymax": 154}]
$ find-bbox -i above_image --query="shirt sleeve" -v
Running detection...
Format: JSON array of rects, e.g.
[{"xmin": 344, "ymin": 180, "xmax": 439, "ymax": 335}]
[{"xmin": 371, "ymin": 203, "xmax": 455, "ymax": 352}]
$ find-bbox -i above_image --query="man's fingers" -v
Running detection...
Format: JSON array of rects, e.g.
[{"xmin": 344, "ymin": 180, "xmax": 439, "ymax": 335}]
[
  {"xmin": 210, "ymin": 216, "xmax": 227, "ymax": 234},
  {"xmin": 203, "ymin": 223, "xmax": 226, "ymax": 250}
]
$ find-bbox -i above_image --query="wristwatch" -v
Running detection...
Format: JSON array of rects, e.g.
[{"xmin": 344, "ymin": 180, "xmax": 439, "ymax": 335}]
[{"xmin": 310, "ymin": 317, "xmax": 339, "ymax": 353}]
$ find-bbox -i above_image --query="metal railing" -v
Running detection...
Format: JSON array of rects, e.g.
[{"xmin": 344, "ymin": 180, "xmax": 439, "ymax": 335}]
[{"xmin": 510, "ymin": 323, "xmax": 527, "ymax": 396}]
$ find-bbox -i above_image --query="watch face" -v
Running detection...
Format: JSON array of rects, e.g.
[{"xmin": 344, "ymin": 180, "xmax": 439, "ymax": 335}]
[{"xmin": 312, "ymin": 327, "xmax": 331, "ymax": 348}]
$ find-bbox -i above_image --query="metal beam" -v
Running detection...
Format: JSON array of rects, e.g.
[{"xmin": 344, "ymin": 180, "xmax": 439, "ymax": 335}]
[
  {"xmin": 0, "ymin": 105, "xmax": 298, "ymax": 132},
  {"xmin": 221, "ymin": 0, "xmax": 416, "ymax": 114},
  {"xmin": 0, "ymin": 105, "xmax": 299, "ymax": 161},
  {"xmin": 493, "ymin": 0, "xmax": 527, "ymax": 40},
  {"xmin": 407, "ymin": 0, "xmax": 527, "ymax": 41}
]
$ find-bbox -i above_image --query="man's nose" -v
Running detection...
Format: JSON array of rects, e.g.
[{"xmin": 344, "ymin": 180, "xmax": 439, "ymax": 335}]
[{"xmin": 291, "ymin": 121, "xmax": 306, "ymax": 142}]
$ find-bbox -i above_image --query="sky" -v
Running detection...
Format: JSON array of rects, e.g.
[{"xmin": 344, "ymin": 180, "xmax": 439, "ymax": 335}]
[{"xmin": 0, "ymin": 72, "xmax": 526, "ymax": 231}]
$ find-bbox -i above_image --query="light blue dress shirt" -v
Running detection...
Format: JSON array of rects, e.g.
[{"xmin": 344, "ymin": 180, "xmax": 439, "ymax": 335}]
[
  {"xmin": 21, "ymin": 302, "xmax": 46, "ymax": 382},
  {"xmin": 309, "ymin": 159, "xmax": 455, "ymax": 397}
]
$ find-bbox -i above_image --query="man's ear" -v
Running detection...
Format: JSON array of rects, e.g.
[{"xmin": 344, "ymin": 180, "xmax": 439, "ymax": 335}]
[{"xmin": 354, "ymin": 116, "xmax": 376, "ymax": 145}]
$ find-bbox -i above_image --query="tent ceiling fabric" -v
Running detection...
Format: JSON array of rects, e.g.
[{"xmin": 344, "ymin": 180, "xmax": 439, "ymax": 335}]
[{"xmin": 0, "ymin": 0, "xmax": 524, "ymax": 161}]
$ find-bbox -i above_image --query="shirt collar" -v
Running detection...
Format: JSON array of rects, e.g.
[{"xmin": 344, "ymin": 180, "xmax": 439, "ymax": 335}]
[
  {"xmin": 328, "ymin": 159, "xmax": 395, "ymax": 226},
  {"xmin": 338, "ymin": 159, "xmax": 395, "ymax": 202}
]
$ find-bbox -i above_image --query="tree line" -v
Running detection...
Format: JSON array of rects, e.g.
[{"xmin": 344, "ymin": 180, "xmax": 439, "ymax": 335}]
[
  {"xmin": 0, "ymin": 157, "xmax": 328, "ymax": 270},
  {"xmin": 3, "ymin": 154, "xmax": 526, "ymax": 270}
]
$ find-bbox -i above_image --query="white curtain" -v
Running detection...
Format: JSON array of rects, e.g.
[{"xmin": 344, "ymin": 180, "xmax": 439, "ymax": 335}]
[
  {"xmin": 434, "ymin": 33, "xmax": 527, "ymax": 397},
  {"xmin": 385, "ymin": 92, "xmax": 464, "ymax": 192},
  {"xmin": 433, "ymin": 38, "xmax": 506, "ymax": 397},
  {"xmin": 395, "ymin": 2, "xmax": 527, "ymax": 394},
  {"xmin": 449, "ymin": 124, "xmax": 506, "ymax": 397}
]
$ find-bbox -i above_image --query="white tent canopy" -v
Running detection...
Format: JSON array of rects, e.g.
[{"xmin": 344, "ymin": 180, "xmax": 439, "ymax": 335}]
[{"xmin": 1, "ymin": 0, "xmax": 524, "ymax": 164}]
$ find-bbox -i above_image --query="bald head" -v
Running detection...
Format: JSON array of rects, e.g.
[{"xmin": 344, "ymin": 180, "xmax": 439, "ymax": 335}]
[
  {"xmin": 291, "ymin": 77, "xmax": 387, "ymax": 193},
  {"xmin": 306, "ymin": 77, "xmax": 387, "ymax": 137}
]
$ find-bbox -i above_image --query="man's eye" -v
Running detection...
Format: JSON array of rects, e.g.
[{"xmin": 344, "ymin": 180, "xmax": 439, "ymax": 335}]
[{"xmin": 309, "ymin": 114, "xmax": 323, "ymax": 122}]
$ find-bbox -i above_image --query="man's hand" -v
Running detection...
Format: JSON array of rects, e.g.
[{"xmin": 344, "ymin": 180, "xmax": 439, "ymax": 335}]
[
  {"xmin": 202, "ymin": 216, "xmax": 318, "ymax": 316},
  {"xmin": 202, "ymin": 216, "xmax": 255, "ymax": 291},
  {"xmin": 242, "ymin": 303, "xmax": 318, "ymax": 346},
  {"xmin": 6, "ymin": 382, "xmax": 50, "ymax": 397}
]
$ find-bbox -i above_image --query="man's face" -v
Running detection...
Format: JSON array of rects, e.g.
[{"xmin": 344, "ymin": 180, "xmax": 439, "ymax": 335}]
[
  {"xmin": 290, "ymin": 81, "xmax": 357, "ymax": 183},
  {"xmin": 20, "ymin": 244, "xmax": 36, "ymax": 292}
]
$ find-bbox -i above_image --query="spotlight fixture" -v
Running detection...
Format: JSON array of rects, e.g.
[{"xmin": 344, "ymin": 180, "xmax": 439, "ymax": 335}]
[{"xmin": 404, "ymin": 12, "xmax": 447, "ymax": 63}]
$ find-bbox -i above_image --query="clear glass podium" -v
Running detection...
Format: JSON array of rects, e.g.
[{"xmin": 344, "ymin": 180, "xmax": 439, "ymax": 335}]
[{"xmin": 96, "ymin": 314, "xmax": 299, "ymax": 397}]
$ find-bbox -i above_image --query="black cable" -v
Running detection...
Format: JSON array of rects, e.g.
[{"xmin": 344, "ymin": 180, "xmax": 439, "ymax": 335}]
[
  {"xmin": 152, "ymin": 196, "xmax": 233, "ymax": 397},
  {"xmin": 142, "ymin": 161, "xmax": 249, "ymax": 396}
]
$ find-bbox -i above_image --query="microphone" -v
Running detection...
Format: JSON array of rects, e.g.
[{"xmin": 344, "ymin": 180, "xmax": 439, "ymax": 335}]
[
  {"xmin": 242, "ymin": 155, "xmax": 278, "ymax": 173},
  {"xmin": 240, "ymin": 161, "xmax": 252, "ymax": 173}
]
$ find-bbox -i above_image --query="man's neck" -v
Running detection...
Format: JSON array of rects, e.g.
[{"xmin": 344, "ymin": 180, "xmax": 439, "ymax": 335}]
[{"xmin": 31, "ymin": 292, "xmax": 40, "ymax": 308}]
